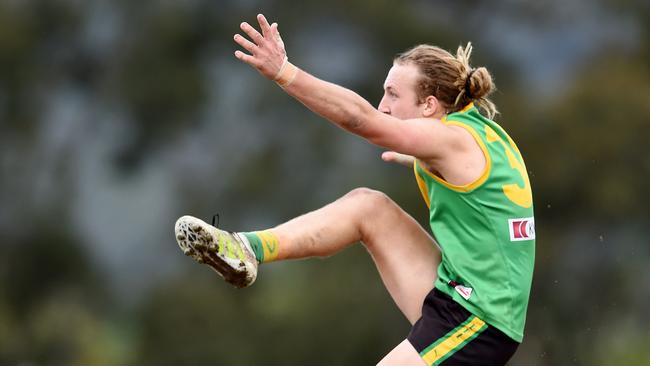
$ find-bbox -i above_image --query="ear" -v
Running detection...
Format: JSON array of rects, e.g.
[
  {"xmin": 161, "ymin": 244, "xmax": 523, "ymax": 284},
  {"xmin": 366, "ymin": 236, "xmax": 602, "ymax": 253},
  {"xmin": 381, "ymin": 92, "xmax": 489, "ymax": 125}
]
[{"xmin": 421, "ymin": 95, "xmax": 440, "ymax": 117}]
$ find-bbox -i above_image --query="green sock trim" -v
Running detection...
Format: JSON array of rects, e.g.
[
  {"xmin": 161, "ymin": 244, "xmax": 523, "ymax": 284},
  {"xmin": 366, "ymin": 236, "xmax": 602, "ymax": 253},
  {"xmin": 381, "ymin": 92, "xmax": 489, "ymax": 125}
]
[{"xmin": 241, "ymin": 232, "xmax": 265, "ymax": 262}]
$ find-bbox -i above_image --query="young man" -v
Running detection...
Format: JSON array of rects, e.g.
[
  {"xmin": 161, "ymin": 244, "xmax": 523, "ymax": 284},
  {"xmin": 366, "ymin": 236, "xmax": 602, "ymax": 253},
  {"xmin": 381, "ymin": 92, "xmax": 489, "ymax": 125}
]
[{"xmin": 174, "ymin": 14, "xmax": 535, "ymax": 366}]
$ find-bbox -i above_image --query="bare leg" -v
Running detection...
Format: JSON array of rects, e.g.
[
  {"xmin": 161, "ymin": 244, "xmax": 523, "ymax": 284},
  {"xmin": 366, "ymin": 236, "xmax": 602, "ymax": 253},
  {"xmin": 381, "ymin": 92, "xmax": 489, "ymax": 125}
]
[
  {"xmin": 270, "ymin": 187, "xmax": 440, "ymax": 324},
  {"xmin": 377, "ymin": 340, "xmax": 426, "ymax": 366}
]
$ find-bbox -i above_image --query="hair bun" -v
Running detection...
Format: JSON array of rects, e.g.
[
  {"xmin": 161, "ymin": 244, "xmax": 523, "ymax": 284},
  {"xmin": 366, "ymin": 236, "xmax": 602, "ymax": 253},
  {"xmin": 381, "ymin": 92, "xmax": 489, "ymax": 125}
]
[{"xmin": 466, "ymin": 67, "xmax": 494, "ymax": 100}]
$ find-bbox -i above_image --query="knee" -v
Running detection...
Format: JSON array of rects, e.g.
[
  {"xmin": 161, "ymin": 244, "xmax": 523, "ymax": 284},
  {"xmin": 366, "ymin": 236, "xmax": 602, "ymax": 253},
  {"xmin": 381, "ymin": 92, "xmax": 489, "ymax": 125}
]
[
  {"xmin": 344, "ymin": 187, "xmax": 393, "ymax": 210},
  {"xmin": 344, "ymin": 187, "xmax": 391, "ymax": 205}
]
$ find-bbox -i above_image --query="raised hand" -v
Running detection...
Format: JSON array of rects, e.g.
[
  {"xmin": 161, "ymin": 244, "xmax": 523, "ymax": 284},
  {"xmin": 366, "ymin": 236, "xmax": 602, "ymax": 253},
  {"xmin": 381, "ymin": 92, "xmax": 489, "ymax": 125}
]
[{"xmin": 233, "ymin": 14, "xmax": 288, "ymax": 82}]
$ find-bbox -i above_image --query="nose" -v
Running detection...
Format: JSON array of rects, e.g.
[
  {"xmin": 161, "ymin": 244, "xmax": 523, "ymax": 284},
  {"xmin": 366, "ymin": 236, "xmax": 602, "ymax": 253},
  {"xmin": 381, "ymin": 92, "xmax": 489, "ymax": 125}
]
[{"xmin": 378, "ymin": 96, "xmax": 390, "ymax": 114}]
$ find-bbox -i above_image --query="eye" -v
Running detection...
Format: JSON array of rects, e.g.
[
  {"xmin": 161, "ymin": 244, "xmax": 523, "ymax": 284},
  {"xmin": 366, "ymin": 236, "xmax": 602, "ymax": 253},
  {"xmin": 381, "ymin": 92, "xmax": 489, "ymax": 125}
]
[{"xmin": 388, "ymin": 91, "xmax": 398, "ymax": 98}]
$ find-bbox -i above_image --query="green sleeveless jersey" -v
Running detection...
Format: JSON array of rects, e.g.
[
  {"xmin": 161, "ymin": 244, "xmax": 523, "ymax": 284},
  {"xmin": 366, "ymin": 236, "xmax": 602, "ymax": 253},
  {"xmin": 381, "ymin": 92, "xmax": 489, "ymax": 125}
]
[{"xmin": 413, "ymin": 103, "xmax": 535, "ymax": 342}]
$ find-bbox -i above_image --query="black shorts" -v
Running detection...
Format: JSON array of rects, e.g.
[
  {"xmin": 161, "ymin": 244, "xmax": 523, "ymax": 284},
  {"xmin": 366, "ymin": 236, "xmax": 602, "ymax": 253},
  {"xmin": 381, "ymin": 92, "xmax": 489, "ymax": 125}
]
[{"xmin": 407, "ymin": 288, "xmax": 519, "ymax": 366}]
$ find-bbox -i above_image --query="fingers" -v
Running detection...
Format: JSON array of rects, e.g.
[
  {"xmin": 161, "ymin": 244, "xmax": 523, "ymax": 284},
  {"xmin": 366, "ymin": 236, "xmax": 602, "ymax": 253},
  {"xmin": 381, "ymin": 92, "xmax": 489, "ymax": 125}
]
[
  {"xmin": 240, "ymin": 21, "xmax": 264, "ymax": 45},
  {"xmin": 257, "ymin": 14, "xmax": 272, "ymax": 38},
  {"xmin": 381, "ymin": 151, "xmax": 415, "ymax": 167},
  {"xmin": 233, "ymin": 14, "xmax": 286, "ymax": 79},
  {"xmin": 234, "ymin": 33, "xmax": 257, "ymax": 54},
  {"xmin": 271, "ymin": 22, "xmax": 283, "ymax": 44},
  {"xmin": 381, "ymin": 151, "xmax": 394, "ymax": 162},
  {"xmin": 234, "ymin": 50, "xmax": 259, "ymax": 67}
]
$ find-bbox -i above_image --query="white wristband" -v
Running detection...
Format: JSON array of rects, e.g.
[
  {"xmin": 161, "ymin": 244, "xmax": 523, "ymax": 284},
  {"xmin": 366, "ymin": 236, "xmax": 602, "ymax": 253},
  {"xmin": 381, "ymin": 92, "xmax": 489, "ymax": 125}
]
[{"xmin": 274, "ymin": 57, "xmax": 299, "ymax": 88}]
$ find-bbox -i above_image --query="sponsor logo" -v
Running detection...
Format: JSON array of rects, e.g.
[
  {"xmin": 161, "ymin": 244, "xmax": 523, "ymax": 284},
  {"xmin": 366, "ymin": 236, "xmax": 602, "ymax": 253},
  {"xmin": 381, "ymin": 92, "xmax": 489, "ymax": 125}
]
[
  {"xmin": 509, "ymin": 217, "xmax": 535, "ymax": 241},
  {"xmin": 454, "ymin": 285, "xmax": 473, "ymax": 300}
]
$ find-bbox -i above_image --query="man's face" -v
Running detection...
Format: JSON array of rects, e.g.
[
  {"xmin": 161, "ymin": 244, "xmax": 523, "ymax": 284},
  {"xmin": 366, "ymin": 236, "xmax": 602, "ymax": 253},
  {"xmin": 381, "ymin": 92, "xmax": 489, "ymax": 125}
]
[{"xmin": 378, "ymin": 63, "xmax": 425, "ymax": 120}]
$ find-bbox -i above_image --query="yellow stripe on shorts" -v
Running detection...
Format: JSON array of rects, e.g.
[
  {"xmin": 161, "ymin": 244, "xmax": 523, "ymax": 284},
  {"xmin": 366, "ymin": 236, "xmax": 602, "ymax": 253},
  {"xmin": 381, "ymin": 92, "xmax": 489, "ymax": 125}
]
[{"xmin": 421, "ymin": 315, "xmax": 487, "ymax": 365}]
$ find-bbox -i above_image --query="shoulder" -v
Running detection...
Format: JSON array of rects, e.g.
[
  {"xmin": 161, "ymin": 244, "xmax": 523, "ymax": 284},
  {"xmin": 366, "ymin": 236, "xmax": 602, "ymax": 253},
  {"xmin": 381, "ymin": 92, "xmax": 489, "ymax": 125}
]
[{"xmin": 398, "ymin": 117, "xmax": 470, "ymax": 156}]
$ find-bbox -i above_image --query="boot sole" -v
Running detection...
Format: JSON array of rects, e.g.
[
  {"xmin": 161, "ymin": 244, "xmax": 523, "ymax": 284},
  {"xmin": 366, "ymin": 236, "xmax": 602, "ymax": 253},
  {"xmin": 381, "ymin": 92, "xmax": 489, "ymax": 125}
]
[{"xmin": 174, "ymin": 215, "xmax": 256, "ymax": 288}]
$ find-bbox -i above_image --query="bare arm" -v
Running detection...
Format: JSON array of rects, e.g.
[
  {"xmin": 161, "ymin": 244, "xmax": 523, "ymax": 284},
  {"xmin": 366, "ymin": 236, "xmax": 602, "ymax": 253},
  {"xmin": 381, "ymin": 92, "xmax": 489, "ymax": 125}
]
[{"xmin": 233, "ymin": 14, "xmax": 462, "ymax": 160}]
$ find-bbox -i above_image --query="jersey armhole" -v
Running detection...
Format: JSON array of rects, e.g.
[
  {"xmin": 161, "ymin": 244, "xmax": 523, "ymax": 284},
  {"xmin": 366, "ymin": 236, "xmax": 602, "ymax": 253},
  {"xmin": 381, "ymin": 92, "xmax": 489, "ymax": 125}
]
[
  {"xmin": 413, "ymin": 160, "xmax": 432, "ymax": 208},
  {"xmin": 416, "ymin": 120, "xmax": 492, "ymax": 193}
]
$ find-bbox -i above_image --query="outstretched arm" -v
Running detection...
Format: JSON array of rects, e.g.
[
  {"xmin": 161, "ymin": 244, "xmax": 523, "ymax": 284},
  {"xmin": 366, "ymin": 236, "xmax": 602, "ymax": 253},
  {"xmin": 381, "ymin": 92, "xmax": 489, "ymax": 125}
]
[{"xmin": 233, "ymin": 14, "xmax": 461, "ymax": 161}]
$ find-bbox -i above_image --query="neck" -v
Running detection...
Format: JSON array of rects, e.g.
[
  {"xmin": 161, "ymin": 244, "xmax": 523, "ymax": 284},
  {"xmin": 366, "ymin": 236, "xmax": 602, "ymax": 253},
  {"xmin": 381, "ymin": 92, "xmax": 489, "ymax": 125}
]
[{"xmin": 431, "ymin": 109, "xmax": 447, "ymax": 120}]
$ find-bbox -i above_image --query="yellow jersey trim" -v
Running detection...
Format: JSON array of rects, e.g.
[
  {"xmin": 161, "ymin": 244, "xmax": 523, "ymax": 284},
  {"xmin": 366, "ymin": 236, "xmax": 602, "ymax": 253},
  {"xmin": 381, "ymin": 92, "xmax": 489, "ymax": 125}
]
[
  {"xmin": 415, "ymin": 119, "xmax": 492, "ymax": 193},
  {"xmin": 413, "ymin": 160, "xmax": 431, "ymax": 208},
  {"xmin": 458, "ymin": 102, "xmax": 475, "ymax": 113}
]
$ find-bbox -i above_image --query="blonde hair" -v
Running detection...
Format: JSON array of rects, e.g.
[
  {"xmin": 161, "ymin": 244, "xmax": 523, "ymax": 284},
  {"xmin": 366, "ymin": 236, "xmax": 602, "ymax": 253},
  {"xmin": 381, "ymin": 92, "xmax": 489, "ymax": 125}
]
[{"xmin": 394, "ymin": 42, "xmax": 498, "ymax": 119}]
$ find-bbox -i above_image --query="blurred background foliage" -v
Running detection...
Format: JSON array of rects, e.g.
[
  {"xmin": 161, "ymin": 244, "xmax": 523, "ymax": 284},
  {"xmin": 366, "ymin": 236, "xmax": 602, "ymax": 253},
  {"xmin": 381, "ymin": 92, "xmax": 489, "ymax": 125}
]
[{"xmin": 0, "ymin": 0, "xmax": 649, "ymax": 365}]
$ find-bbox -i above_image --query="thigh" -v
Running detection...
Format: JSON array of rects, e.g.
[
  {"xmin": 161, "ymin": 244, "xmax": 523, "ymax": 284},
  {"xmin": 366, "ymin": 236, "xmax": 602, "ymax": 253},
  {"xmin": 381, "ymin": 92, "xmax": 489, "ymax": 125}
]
[
  {"xmin": 408, "ymin": 289, "xmax": 519, "ymax": 366},
  {"xmin": 438, "ymin": 328, "xmax": 519, "ymax": 366},
  {"xmin": 377, "ymin": 339, "xmax": 426, "ymax": 366},
  {"xmin": 360, "ymin": 193, "xmax": 441, "ymax": 324}
]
